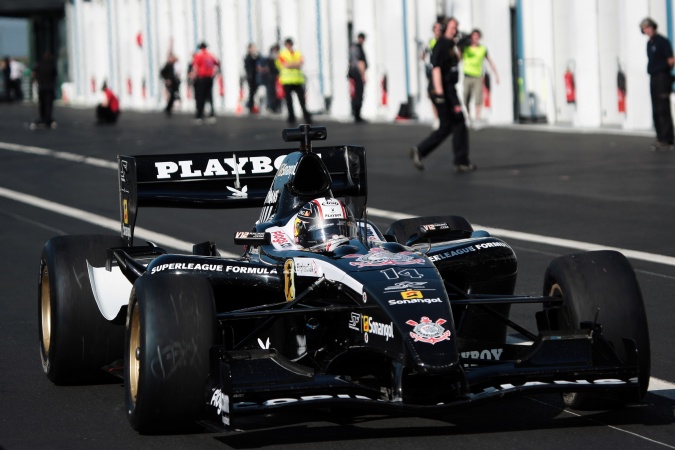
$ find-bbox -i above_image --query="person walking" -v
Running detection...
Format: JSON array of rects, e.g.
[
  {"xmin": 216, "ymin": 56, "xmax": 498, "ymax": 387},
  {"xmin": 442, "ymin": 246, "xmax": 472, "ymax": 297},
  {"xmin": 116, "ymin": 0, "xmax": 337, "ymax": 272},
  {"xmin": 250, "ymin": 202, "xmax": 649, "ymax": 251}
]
[
  {"xmin": 640, "ymin": 17, "xmax": 674, "ymax": 151},
  {"xmin": 191, "ymin": 42, "xmax": 220, "ymax": 123},
  {"xmin": 277, "ymin": 38, "xmax": 311, "ymax": 125},
  {"xmin": 244, "ymin": 43, "xmax": 262, "ymax": 114},
  {"xmin": 348, "ymin": 32, "xmax": 368, "ymax": 123},
  {"xmin": 160, "ymin": 53, "xmax": 180, "ymax": 116},
  {"xmin": 462, "ymin": 29, "xmax": 499, "ymax": 124},
  {"xmin": 31, "ymin": 51, "xmax": 57, "ymax": 128},
  {"xmin": 422, "ymin": 22, "xmax": 443, "ymax": 128},
  {"xmin": 409, "ymin": 17, "xmax": 474, "ymax": 173}
]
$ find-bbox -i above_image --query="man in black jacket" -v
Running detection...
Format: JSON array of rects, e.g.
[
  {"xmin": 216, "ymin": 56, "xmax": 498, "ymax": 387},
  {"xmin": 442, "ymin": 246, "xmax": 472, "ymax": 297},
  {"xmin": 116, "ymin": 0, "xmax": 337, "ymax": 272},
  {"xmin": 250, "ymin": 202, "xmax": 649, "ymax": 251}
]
[
  {"xmin": 32, "ymin": 52, "xmax": 57, "ymax": 128},
  {"xmin": 640, "ymin": 17, "xmax": 674, "ymax": 150},
  {"xmin": 409, "ymin": 17, "xmax": 474, "ymax": 173}
]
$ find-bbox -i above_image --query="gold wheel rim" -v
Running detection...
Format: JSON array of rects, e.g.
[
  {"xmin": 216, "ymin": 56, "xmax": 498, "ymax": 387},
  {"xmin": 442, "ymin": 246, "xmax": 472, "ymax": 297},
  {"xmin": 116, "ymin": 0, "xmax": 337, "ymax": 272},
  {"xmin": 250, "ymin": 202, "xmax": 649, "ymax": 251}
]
[
  {"xmin": 128, "ymin": 301, "xmax": 140, "ymax": 405},
  {"xmin": 40, "ymin": 266, "xmax": 51, "ymax": 355}
]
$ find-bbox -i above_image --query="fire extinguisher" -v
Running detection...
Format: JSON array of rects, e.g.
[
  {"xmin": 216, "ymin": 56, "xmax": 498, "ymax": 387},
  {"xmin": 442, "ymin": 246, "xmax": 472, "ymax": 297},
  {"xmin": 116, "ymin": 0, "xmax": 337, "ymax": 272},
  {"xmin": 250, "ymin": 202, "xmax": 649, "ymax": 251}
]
[
  {"xmin": 483, "ymin": 72, "xmax": 491, "ymax": 108},
  {"xmin": 380, "ymin": 75, "xmax": 388, "ymax": 106},
  {"xmin": 617, "ymin": 62, "xmax": 626, "ymax": 113},
  {"xmin": 217, "ymin": 74, "xmax": 224, "ymax": 97},
  {"xmin": 564, "ymin": 66, "xmax": 576, "ymax": 104}
]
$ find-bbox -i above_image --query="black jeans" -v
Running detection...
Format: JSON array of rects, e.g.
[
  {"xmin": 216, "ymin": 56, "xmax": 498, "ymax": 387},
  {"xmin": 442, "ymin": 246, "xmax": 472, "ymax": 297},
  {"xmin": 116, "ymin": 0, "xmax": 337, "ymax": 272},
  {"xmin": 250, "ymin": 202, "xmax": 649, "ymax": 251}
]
[
  {"xmin": 350, "ymin": 74, "xmax": 364, "ymax": 120},
  {"xmin": 165, "ymin": 79, "xmax": 180, "ymax": 113},
  {"xmin": 38, "ymin": 88, "xmax": 55, "ymax": 124},
  {"xmin": 194, "ymin": 77, "xmax": 214, "ymax": 118},
  {"xmin": 283, "ymin": 84, "xmax": 311, "ymax": 124},
  {"xmin": 650, "ymin": 72, "xmax": 674, "ymax": 144},
  {"xmin": 417, "ymin": 99, "xmax": 469, "ymax": 166}
]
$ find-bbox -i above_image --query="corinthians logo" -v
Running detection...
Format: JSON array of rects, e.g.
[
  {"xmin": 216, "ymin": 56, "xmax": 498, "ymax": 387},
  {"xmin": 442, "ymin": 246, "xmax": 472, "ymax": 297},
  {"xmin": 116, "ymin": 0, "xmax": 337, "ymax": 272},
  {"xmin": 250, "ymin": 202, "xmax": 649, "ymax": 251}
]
[{"xmin": 406, "ymin": 316, "xmax": 451, "ymax": 345}]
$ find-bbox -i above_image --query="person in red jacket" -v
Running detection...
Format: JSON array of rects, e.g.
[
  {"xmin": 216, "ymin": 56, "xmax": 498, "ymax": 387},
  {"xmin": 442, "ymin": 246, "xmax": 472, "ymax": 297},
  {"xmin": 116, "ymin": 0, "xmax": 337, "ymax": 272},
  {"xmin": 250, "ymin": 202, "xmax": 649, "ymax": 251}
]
[
  {"xmin": 190, "ymin": 41, "xmax": 220, "ymax": 122},
  {"xmin": 96, "ymin": 82, "xmax": 120, "ymax": 124}
]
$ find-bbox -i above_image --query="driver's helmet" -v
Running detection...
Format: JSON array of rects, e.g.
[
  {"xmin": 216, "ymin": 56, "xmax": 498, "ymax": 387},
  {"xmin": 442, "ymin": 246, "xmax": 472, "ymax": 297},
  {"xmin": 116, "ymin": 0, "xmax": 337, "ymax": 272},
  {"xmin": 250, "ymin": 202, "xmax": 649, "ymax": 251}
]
[{"xmin": 294, "ymin": 197, "xmax": 357, "ymax": 251}]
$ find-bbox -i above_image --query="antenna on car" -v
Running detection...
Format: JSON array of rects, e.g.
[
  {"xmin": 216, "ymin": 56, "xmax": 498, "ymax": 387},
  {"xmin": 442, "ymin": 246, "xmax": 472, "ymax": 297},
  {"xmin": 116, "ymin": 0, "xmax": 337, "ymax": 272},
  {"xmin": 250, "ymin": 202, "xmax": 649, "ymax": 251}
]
[{"xmin": 282, "ymin": 124, "xmax": 327, "ymax": 152}]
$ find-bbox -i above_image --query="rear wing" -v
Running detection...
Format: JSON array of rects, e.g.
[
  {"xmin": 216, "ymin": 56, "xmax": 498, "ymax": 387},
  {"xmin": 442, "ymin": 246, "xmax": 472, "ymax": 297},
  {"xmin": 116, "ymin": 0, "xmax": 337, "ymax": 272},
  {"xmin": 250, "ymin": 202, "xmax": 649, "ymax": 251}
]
[{"xmin": 118, "ymin": 145, "xmax": 366, "ymax": 246}]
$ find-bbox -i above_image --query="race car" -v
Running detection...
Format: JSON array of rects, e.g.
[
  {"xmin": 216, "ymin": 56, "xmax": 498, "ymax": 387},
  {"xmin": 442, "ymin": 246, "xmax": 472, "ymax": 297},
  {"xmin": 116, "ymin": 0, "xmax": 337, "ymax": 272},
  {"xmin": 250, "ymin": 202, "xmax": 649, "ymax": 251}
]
[{"xmin": 38, "ymin": 125, "xmax": 650, "ymax": 433}]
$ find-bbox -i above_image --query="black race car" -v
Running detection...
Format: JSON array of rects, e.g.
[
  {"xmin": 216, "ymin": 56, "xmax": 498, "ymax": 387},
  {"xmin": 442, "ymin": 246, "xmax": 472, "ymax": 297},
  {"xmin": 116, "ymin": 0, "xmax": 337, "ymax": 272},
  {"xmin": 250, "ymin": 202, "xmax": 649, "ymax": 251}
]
[{"xmin": 38, "ymin": 125, "xmax": 650, "ymax": 433}]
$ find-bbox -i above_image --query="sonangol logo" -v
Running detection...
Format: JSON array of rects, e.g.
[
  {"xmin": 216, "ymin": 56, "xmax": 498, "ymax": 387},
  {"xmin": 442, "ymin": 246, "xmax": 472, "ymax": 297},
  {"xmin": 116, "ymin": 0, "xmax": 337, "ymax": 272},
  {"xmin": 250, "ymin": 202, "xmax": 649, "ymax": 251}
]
[{"xmin": 406, "ymin": 316, "xmax": 451, "ymax": 345}]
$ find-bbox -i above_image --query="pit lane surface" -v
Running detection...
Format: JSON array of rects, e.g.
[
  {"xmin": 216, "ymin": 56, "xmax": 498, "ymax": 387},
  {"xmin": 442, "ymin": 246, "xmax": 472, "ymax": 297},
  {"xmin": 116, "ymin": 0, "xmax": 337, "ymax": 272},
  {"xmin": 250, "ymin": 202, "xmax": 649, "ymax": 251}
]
[{"xmin": 0, "ymin": 104, "xmax": 673, "ymax": 449}]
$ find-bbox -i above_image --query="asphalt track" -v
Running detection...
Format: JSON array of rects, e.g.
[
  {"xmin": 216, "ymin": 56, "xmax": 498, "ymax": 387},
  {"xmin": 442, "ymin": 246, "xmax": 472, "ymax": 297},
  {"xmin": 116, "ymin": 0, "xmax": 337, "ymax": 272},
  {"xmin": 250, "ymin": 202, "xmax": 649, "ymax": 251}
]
[{"xmin": 0, "ymin": 103, "xmax": 674, "ymax": 449}]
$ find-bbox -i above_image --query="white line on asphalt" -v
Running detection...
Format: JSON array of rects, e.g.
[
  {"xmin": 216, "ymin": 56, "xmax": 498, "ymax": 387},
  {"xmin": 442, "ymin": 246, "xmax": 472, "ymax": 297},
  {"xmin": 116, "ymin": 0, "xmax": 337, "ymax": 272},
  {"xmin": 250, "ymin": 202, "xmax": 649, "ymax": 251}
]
[
  {"xmin": 0, "ymin": 184, "xmax": 673, "ymax": 402},
  {"xmin": 529, "ymin": 396, "xmax": 675, "ymax": 449},
  {"xmin": 366, "ymin": 208, "xmax": 675, "ymax": 267},
  {"xmin": 0, "ymin": 186, "xmax": 238, "ymax": 257}
]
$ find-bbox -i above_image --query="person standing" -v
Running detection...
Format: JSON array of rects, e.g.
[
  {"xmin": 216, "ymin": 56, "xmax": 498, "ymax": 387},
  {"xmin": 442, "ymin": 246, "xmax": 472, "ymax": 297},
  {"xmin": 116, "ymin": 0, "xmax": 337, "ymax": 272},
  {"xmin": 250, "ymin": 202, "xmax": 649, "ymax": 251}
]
[
  {"xmin": 31, "ymin": 52, "xmax": 57, "ymax": 128},
  {"xmin": 640, "ymin": 17, "xmax": 674, "ymax": 151},
  {"xmin": 191, "ymin": 42, "xmax": 220, "ymax": 123},
  {"xmin": 409, "ymin": 17, "xmax": 474, "ymax": 173},
  {"xmin": 2, "ymin": 57, "xmax": 10, "ymax": 101},
  {"xmin": 244, "ymin": 43, "xmax": 261, "ymax": 114},
  {"xmin": 264, "ymin": 44, "xmax": 281, "ymax": 113},
  {"xmin": 160, "ymin": 53, "xmax": 180, "ymax": 116},
  {"xmin": 348, "ymin": 32, "xmax": 368, "ymax": 123},
  {"xmin": 277, "ymin": 38, "xmax": 311, "ymax": 125},
  {"xmin": 462, "ymin": 29, "xmax": 499, "ymax": 124},
  {"xmin": 9, "ymin": 57, "xmax": 25, "ymax": 101}
]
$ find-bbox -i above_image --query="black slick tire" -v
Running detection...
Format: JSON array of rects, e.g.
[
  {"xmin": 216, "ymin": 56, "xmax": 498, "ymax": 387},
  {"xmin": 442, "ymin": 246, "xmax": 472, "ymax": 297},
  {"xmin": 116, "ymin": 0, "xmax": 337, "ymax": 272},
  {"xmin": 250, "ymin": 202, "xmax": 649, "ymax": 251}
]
[
  {"xmin": 125, "ymin": 273, "xmax": 216, "ymax": 433},
  {"xmin": 542, "ymin": 250, "xmax": 650, "ymax": 409},
  {"xmin": 38, "ymin": 234, "xmax": 126, "ymax": 385}
]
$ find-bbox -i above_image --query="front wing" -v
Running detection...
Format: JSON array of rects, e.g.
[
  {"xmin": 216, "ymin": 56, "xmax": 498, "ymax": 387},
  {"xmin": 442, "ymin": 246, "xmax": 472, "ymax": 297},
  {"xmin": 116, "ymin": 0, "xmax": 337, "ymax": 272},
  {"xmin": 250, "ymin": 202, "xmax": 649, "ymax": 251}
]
[{"xmin": 204, "ymin": 333, "xmax": 642, "ymax": 428}]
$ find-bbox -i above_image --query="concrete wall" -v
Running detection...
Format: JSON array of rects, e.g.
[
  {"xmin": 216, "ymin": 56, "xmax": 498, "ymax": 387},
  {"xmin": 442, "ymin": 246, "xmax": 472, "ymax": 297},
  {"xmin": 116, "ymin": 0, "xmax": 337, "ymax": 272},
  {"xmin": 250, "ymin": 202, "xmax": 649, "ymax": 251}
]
[{"xmin": 59, "ymin": 0, "xmax": 674, "ymax": 132}]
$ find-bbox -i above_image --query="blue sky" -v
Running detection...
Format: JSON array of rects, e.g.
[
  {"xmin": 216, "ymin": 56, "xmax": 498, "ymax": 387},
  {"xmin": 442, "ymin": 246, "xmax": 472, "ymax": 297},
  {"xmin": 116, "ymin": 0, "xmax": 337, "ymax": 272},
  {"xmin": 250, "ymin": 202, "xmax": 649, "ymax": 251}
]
[{"xmin": 0, "ymin": 17, "xmax": 29, "ymax": 58}]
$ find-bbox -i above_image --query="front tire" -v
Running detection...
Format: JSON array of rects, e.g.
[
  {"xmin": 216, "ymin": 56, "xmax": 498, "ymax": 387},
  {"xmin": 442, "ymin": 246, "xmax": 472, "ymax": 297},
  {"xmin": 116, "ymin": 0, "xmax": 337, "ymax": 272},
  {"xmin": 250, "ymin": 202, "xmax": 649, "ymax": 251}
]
[
  {"xmin": 542, "ymin": 250, "xmax": 650, "ymax": 409},
  {"xmin": 125, "ymin": 273, "xmax": 216, "ymax": 433},
  {"xmin": 38, "ymin": 234, "xmax": 126, "ymax": 384}
]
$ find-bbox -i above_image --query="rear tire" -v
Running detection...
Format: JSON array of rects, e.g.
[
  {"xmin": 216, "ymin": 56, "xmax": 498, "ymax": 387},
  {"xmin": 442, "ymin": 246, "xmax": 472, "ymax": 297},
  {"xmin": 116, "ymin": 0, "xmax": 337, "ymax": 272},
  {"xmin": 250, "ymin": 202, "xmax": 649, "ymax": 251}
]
[
  {"xmin": 542, "ymin": 251, "xmax": 650, "ymax": 409},
  {"xmin": 386, "ymin": 215, "xmax": 473, "ymax": 245},
  {"xmin": 125, "ymin": 273, "xmax": 216, "ymax": 433},
  {"xmin": 38, "ymin": 234, "xmax": 126, "ymax": 384}
]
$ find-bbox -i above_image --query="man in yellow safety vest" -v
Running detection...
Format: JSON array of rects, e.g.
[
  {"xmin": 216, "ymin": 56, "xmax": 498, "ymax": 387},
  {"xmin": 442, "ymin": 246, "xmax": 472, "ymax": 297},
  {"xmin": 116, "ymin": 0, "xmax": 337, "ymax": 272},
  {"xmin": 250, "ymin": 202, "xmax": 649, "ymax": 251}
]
[{"xmin": 277, "ymin": 38, "xmax": 312, "ymax": 124}]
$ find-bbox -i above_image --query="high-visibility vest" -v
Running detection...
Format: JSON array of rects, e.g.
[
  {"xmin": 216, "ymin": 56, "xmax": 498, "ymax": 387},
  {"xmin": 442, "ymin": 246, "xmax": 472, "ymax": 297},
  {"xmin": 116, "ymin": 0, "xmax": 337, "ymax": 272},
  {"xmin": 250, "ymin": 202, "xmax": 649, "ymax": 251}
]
[
  {"xmin": 277, "ymin": 48, "xmax": 305, "ymax": 85},
  {"xmin": 462, "ymin": 44, "xmax": 487, "ymax": 78}
]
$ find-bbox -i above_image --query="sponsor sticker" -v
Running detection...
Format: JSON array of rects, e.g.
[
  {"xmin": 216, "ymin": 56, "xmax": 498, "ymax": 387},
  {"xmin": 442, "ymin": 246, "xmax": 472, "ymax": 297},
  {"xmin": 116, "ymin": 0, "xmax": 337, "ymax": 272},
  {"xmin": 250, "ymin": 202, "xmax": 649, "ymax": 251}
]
[
  {"xmin": 384, "ymin": 281, "xmax": 429, "ymax": 291},
  {"xmin": 388, "ymin": 297, "xmax": 442, "ymax": 306},
  {"xmin": 151, "ymin": 262, "xmax": 224, "ymax": 274},
  {"xmin": 400, "ymin": 290, "xmax": 423, "ymax": 299},
  {"xmin": 421, "ymin": 223, "xmax": 450, "ymax": 231},
  {"xmin": 293, "ymin": 258, "xmax": 322, "ymax": 277},
  {"xmin": 123, "ymin": 199, "xmax": 128, "ymax": 225},
  {"xmin": 348, "ymin": 312, "xmax": 360, "ymax": 331},
  {"xmin": 284, "ymin": 259, "xmax": 295, "ymax": 301},
  {"xmin": 406, "ymin": 316, "xmax": 451, "ymax": 345},
  {"xmin": 345, "ymin": 248, "xmax": 425, "ymax": 267},
  {"xmin": 362, "ymin": 315, "xmax": 394, "ymax": 341},
  {"xmin": 154, "ymin": 155, "xmax": 286, "ymax": 180},
  {"xmin": 210, "ymin": 389, "xmax": 230, "ymax": 425},
  {"xmin": 226, "ymin": 185, "xmax": 248, "ymax": 197}
]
